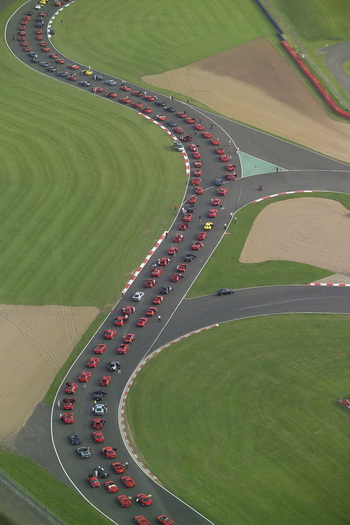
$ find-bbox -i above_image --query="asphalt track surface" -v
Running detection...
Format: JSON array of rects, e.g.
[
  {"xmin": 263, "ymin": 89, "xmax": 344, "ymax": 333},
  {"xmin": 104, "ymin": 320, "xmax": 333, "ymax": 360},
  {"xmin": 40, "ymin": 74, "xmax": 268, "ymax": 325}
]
[{"xmin": 5, "ymin": 1, "xmax": 350, "ymax": 525}]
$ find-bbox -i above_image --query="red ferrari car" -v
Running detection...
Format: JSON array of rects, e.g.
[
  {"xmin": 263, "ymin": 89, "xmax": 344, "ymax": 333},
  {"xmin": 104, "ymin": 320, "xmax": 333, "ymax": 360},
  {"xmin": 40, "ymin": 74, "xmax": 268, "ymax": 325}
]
[
  {"xmin": 191, "ymin": 177, "xmax": 201, "ymax": 186},
  {"xmin": 173, "ymin": 234, "xmax": 183, "ymax": 243},
  {"xmin": 112, "ymin": 462, "xmax": 125, "ymax": 474},
  {"xmin": 158, "ymin": 257, "xmax": 170, "ymax": 266},
  {"xmin": 168, "ymin": 246, "xmax": 178, "ymax": 255},
  {"xmin": 194, "ymin": 160, "xmax": 202, "ymax": 168},
  {"xmin": 92, "ymin": 418, "xmax": 105, "ymax": 429},
  {"xmin": 194, "ymin": 186, "xmax": 204, "ymax": 195},
  {"xmin": 217, "ymin": 187, "xmax": 228, "ymax": 196},
  {"xmin": 94, "ymin": 344, "xmax": 106, "ymax": 354},
  {"xmin": 188, "ymin": 195, "xmax": 197, "ymax": 204},
  {"xmin": 132, "ymin": 101, "xmax": 143, "ymax": 109},
  {"xmin": 135, "ymin": 493, "xmax": 153, "ymax": 506},
  {"xmin": 120, "ymin": 85, "xmax": 131, "ymax": 91},
  {"xmin": 87, "ymin": 474, "xmax": 100, "ymax": 488},
  {"xmin": 144, "ymin": 95, "xmax": 156, "ymax": 101},
  {"xmin": 100, "ymin": 375, "xmax": 112, "ymax": 386},
  {"xmin": 65, "ymin": 382, "xmax": 78, "ymax": 394},
  {"xmin": 117, "ymin": 495, "xmax": 132, "ymax": 508},
  {"xmin": 180, "ymin": 134, "xmax": 192, "ymax": 142},
  {"xmin": 134, "ymin": 517, "xmax": 150, "ymax": 525},
  {"xmin": 36, "ymin": 35, "xmax": 43, "ymax": 40},
  {"xmin": 144, "ymin": 279, "xmax": 156, "ymax": 288},
  {"xmin": 151, "ymin": 268, "xmax": 163, "ymax": 277},
  {"xmin": 123, "ymin": 333, "xmax": 136, "ymax": 344},
  {"xmin": 208, "ymin": 209, "xmax": 219, "ymax": 218},
  {"xmin": 93, "ymin": 431, "xmax": 105, "ymax": 443},
  {"xmin": 67, "ymin": 75, "xmax": 78, "ymax": 81},
  {"xmin": 193, "ymin": 169, "xmax": 202, "ymax": 176},
  {"xmin": 23, "ymin": 46, "xmax": 31, "ymax": 52},
  {"xmin": 117, "ymin": 344, "xmax": 129, "ymax": 354},
  {"xmin": 183, "ymin": 214, "xmax": 193, "ymax": 222},
  {"xmin": 226, "ymin": 163, "xmax": 235, "ymax": 171},
  {"xmin": 189, "ymin": 144, "xmax": 198, "ymax": 152},
  {"xmin": 210, "ymin": 138, "xmax": 220, "ymax": 145},
  {"xmin": 194, "ymin": 123, "xmax": 204, "ymax": 131},
  {"xmin": 132, "ymin": 90, "xmax": 143, "ymax": 97},
  {"xmin": 136, "ymin": 318, "xmax": 148, "ymax": 327},
  {"xmin": 197, "ymin": 232, "xmax": 207, "ymax": 241},
  {"xmin": 175, "ymin": 111, "xmax": 185, "ymax": 118},
  {"xmin": 114, "ymin": 316, "xmax": 127, "ymax": 326},
  {"xmin": 155, "ymin": 115, "xmax": 166, "ymax": 121},
  {"xmin": 170, "ymin": 273, "xmax": 183, "ymax": 282},
  {"xmin": 212, "ymin": 198, "xmax": 221, "ymax": 206},
  {"xmin": 220, "ymin": 154, "xmax": 229, "ymax": 162},
  {"xmin": 121, "ymin": 475, "xmax": 135, "ymax": 488},
  {"xmin": 152, "ymin": 295, "xmax": 164, "ymax": 305},
  {"xmin": 36, "ymin": 29, "xmax": 42, "ymax": 34},
  {"xmin": 68, "ymin": 64, "xmax": 79, "ymax": 69},
  {"xmin": 104, "ymin": 329, "xmax": 117, "ymax": 339},
  {"xmin": 102, "ymin": 446, "xmax": 117, "ymax": 459},
  {"xmin": 104, "ymin": 480, "xmax": 119, "ymax": 493},
  {"xmin": 226, "ymin": 172, "xmax": 235, "ymax": 180},
  {"xmin": 92, "ymin": 87, "xmax": 104, "ymax": 93},
  {"xmin": 202, "ymin": 131, "xmax": 212, "ymax": 138},
  {"xmin": 157, "ymin": 516, "xmax": 174, "ymax": 525},
  {"xmin": 106, "ymin": 91, "xmax": 118, "ymax": 98},
  {"xmin": 185, "ymin": 117, "xmax": 196, "ymax": 124},
  {"xmin": 141, "ymin": 107, "xmax": 152, "ymax": 114},
  {"xmin": 87, "ymin": 356, "xmax": 100, "ymax": 368},
  {"xmin": 146, "ymin": 306, "xmax": 158, "ymax": 316},
  {"xmin": 174, "ymin": 126, "xmax": 184, "ymax": 134},
  {"xmin": 122, "ymin": 306, "xmax": 136, "ymax": 315},
  {"xmin": 176, "ymin": 264, "xmax": 188, "ymax": 272},
  {"xmin": 42, "ymin": 47, "xmax": 50, "ymax": 52},
  {"xmin": 215, "ymin": 147, "xmax": 225, "ymax": 154},
  {"xmin": 40, "ymin": 42, "xmax": 48, "ymax": 47},
  {"xmin": 178, "ymin": 222, "xmax": 188, "ymax": 231},
  {"xmin": 78, "ymin": 371, "xmax": 92, "ymax": 383},
  {"xmin": 62, "ymin": 398, "xmax": 75, "ymax": 410},
  {"xmin": 119, "ymin": 97, "xmax": 131, "ymax": 104},
  {"xmin": 192, "ymin": 241, "xmax": 203, "ymax": 250},
  {"xmin": 192, "ymin": 152, "xmax": 201, "ymax": 159},
  {"xmin": 60, "ymin": 412, "xmax": 74, "ymax": 424},
  {"xmin": 56, "ymin": 58, "xmax": 65, "ymax": 64}
]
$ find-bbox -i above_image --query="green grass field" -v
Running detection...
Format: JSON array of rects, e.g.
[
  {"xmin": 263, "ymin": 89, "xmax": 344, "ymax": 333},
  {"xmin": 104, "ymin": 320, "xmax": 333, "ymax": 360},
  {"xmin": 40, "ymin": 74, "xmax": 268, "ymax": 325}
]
[
  {"xmin": 0, "ymin": 452, "xmax": 112, "ymax": 525},
  {"xmin": 0, "ymin": 2, "xmax": 184, "ymax": 309},
  {"xmin": 126, "ymin": 314, "xmax": 350, "ymax": 525},
  {"xmin": 53, "ymin": 0, "xmax": 277, "ymax": 88},
  {"xmin": 188, "ymin": 193, "xmax": 349, "ymax": 297},
  {"xmin": 267, "ymin": 0, "xmax": 350, "ymax": 106}
]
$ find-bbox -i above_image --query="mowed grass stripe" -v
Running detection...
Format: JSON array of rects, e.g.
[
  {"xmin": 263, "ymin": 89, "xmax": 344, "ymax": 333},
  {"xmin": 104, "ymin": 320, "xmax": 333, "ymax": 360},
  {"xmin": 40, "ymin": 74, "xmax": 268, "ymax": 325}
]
[
  {"xmin": 0, "ymin": 33, "xmax": 184, "ymax": 307},
  {"xmin": 126, "ymin": 314, "xmax": 350, "ymax": 525},
  {"xmin": 54, "ymin": 0, "xmax": 277, "ymax": 84}
]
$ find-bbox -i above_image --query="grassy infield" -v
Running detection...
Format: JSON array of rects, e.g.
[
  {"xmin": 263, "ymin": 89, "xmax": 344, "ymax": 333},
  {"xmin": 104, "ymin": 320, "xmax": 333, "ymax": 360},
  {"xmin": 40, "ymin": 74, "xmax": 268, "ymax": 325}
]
[{"xmin": 0, "ymin": 0, "xmax": 349, "ymax": 523}]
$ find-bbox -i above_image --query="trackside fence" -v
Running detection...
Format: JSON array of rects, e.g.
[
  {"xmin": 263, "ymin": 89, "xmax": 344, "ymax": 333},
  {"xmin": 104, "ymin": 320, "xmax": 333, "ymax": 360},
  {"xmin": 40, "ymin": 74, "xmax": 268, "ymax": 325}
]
[
  {"xmin": 253, "ymin": 0, "xmax": 350, "ymax": 117},
  {"xmin": 0, "ymin": 471, "xmax": 65, "ymax": 525}
]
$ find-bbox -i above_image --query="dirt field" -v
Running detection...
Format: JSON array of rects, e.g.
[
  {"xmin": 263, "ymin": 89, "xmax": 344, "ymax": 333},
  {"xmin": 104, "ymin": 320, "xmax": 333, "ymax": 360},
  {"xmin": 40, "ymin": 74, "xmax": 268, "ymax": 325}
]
[
  {"xmin": 240, "ymin": 198, "xmax": 350, "ymax": 283},
  {"xmin": 144, "ymin": 37, "xmax": 350, "ymax": 164},
  {"xmin": 0, "ymin": 304, "xmax": 98, "ymax": 444}
]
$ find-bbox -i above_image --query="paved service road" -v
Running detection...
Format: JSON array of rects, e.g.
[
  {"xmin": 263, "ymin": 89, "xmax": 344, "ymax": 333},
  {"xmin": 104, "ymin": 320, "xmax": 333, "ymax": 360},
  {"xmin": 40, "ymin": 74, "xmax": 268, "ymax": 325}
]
[{"xmin": 6, "ymin": 2, "xmax": 350, "ymax": 525}]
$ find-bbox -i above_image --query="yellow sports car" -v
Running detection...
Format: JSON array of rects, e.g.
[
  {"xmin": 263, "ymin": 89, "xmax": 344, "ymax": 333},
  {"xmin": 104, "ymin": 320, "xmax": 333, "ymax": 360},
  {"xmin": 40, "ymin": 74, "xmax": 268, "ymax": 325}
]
[
  {"xmin": 204, "ymin": 222, "xmax": 214, "ymax": 230},
  {"xmin": 82, "ymin": 69, "xmax": 93, "ymax": 76}
]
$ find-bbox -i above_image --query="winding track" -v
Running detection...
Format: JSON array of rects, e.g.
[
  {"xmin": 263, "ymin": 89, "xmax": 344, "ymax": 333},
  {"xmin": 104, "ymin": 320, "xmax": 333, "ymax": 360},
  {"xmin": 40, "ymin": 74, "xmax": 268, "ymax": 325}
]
[{"xmin": 5, "ymin": 1, "xmax": 350, "ymax": 524}]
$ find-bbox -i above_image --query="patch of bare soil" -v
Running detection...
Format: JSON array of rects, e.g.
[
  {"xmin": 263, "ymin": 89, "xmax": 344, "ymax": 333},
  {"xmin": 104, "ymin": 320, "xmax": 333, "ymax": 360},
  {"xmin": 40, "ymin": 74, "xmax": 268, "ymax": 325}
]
[
  {"xmin": 144, "ymin": 37, "xmax": 350, "ymax": 164},
  {"xmin": 0, "ymin": 304, "xmax": 98, "ymax": 443},
  {"xmin": 240, "ymin": 198, "xmax": 350, "ymax": 278}
]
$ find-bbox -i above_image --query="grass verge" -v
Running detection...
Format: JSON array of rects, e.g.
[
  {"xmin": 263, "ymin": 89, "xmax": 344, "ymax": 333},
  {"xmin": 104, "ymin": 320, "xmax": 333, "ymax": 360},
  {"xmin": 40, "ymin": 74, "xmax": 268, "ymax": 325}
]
[
  {"xmin": 126, "ymin": 314, "xmax": 350, "ymax": 525},
  {"xmin": 0, "ymin": 452, "xmax": 112, "ymax": 525},
  {"xmin": 188, "ymin": 193, "xmax": 350, "ymax": 297}
]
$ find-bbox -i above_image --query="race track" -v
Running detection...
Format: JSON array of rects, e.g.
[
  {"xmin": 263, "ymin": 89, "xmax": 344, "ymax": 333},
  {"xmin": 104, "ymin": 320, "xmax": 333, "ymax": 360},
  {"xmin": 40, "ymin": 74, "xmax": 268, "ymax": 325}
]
[{"xmin": 6, "ymin": 1, "xmax": 350, "ymax": 524}]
